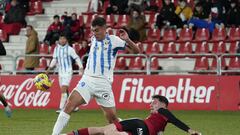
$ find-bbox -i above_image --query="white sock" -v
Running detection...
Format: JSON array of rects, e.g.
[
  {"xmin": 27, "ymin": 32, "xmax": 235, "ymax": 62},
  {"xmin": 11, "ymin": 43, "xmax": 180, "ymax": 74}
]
[
  {"xmin": 59, "ymin": 93, "xmax": 68, "ymax": 110},
  {"xmin": 52, "ymin": 111, "xmax": 70, "ymax": 135}
]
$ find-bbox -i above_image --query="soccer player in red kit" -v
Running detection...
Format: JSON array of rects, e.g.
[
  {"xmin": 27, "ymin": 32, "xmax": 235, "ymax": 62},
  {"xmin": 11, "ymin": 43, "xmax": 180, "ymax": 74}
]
[{"xmin": 64, "ymin": 95, "xmax": 201, "ymax": 135}]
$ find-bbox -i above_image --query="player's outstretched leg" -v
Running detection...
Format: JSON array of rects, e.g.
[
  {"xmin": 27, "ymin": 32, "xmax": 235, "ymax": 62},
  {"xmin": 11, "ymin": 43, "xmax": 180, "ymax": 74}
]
[
  {"xmin": 0, "ymin": 94, "xmax": 12, "ymax": 118},
  {"xmin": 52, "ymin": 90, "xmax": 85, "ymax": 135}
]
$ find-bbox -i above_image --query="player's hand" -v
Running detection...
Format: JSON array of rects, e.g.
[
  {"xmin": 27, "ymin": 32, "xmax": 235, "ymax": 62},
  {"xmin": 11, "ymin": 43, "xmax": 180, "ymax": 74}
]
[
  {"xmin": 119, "ymin": 29, "xmax": 129, "ymax": 41},
  {"xmin": 188, "ymin": 129, "xmax": 201, "ymax": 135}
]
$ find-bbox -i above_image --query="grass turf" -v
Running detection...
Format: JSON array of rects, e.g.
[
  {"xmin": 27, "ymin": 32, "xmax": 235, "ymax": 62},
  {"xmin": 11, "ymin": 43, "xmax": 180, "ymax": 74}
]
[{"xmin": 0, "ymin": 109, "xmax": 240, "ymax": 135}]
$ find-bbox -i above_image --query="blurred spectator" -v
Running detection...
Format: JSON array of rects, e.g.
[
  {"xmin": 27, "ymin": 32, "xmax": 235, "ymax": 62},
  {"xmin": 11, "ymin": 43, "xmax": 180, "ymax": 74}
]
[
  {"xmin": 128, "ymin": 0, "xmax": 144, "ymax": 11},
  {"xmin": 24, "ymin": 25, "xmax": 39, "ymax": 71},
  {"xmin": 201, "ymin": 0, "xmax": 212, "ymax": 15},
  {"xmin": 188, "ymin": 2, "xmax": 211, "ymax": 30},
  {"xmin": 4, "ymin": 0, "xmax": 26, "ymax": 25},
  {"xmin": 0, "ymin": 40, "xmax": 6, "ymax": 55},
  {"xmin": 144, "ymin": 0, "xmax": 159, "ymax": 12},
  {"xmin": 18, "ymin": 0, "xmax": 29, "ymax": 13},
  {"xmin": 225, "ymin": 0, "xmax": 240, "ymax": 27},
  {"xmin": 106, "ymin": 0, "xmax": 128, "ymax": 15},
  {"xmin": 43, "ymin": 15, "xmax": 64, "ymax": 45},
  {"xmin": 77, "ymin": 40, "xmax": 90, "ymax": 58},
  {"xmin": 62, "ymin": 13, "xmax": 82, "ymax": 44},
  {"xmin": 0, "ymin": 0, "xmax": 7, "ymax": 14},
  {"xmin": 126, "ymin": 5, "xmax": 146, "ymax": 42},
  {"xmin": 175, "ymin": 0, "xmax": 193, "ymax": 25},
  {"xmin": 156, "ymin": 0, "xmax": 182, "ymax": 29}
]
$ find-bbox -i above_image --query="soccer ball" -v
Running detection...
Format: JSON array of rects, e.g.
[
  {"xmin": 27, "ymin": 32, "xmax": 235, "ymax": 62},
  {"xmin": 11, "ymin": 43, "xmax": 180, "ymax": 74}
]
[{"xmin": 33, "ymin": 73, "xmax": 52, "ymax": 91}]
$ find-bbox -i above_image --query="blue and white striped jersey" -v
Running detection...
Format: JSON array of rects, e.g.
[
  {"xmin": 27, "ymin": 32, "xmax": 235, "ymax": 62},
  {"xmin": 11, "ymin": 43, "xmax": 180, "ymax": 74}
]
[
  {"xmin": 84, "ymin": 35, "xmax": 126, "ymax": 82},
  {"xmin": 52, "ymin": 44, "xmax": 80, "ymax": 75}
]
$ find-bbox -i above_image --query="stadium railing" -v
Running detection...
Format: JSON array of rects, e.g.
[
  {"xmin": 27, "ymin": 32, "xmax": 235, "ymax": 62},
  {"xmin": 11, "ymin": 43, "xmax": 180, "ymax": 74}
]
[
  {"xmin": 219, "ymin": 53, "xmax": 240, "ymax": 75},
  {"xmin": 0, "ymin": 55, "xmax": 15, "ymax": 74},
  {"xmin": 149, "ymin": 54, "xmax": 219, "ymax": 75}
]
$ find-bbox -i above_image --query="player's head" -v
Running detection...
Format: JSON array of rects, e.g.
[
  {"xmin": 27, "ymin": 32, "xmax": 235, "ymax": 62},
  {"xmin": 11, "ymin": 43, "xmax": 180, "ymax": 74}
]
[
  {"xmin": 58, "ymin": 33, "xmax": 68, "ymax": 46},
  {"xmin": 91, "ymin": 16, "xmax": 107, "ymax": 41},
  {"xmin": 150, "ymin": 95, "xmax": 169, "ymax": 113}
]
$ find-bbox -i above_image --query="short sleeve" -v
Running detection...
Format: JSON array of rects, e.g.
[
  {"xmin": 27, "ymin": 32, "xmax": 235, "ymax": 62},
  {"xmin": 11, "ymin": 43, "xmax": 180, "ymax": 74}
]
[
  {"xmin": 53, "ymin": 46, "xmax": 57, "ymax": 59},
  {"xmin": 70, "ymin": 47, "xmax": 79, "ymax": 60},
  {"xmin": 110, "ymin": 35, "xmax": 126, "ymax": 49}
]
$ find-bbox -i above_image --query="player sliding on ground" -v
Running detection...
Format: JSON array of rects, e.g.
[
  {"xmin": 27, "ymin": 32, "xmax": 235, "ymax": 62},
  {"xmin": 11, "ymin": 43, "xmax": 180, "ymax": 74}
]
[
  {"xmin": 52, "ymin": 16, "xmax": 140, "ymax": 135},
  {"xmin": 64, "ymin": 95, "xmax": 201, "ymax": 135}
]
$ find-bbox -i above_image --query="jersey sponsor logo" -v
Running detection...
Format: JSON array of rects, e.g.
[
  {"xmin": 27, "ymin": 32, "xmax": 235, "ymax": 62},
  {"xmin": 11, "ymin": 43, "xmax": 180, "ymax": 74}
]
[
  {"xmin": 81, "ymin": 82, "xmax": 85, "ymax": 87},
  {"xmin": 137, "ymin": 128, "xmax": 143, "ymax": 135},
  {"xmin": 102, "ymin": 93, "xmax": 110, "ymax": 101},
  {"xmin": 119, "ymin": 78, "xmax": 215, "ymax": 104}
]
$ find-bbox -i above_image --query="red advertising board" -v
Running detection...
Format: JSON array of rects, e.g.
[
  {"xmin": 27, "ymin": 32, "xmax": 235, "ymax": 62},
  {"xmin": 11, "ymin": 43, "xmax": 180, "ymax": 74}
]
[{"xmin": 0, "ymin": 75, "xmax": 239, "ymax": 110}]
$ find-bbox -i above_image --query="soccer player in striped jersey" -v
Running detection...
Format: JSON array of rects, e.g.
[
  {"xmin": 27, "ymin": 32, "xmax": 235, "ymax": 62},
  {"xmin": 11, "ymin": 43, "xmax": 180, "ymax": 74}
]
[
  {"xmin": 52, "ymin": 17, "xmax": 140, "ymax": 135},
  {"xmin": 47, "ymin": 34, "xmax": 83, "ymax": 113}
]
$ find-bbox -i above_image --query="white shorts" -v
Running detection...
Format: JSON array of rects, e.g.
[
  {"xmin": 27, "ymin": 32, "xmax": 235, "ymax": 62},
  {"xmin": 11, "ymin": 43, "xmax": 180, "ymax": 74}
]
[
  {"xmin": 59, "ymin": 74, "xmax": 72, "ymax": 87},
  {"xmin": 74, "ymin": 75, "xmax": 115, "ymax": 107}
]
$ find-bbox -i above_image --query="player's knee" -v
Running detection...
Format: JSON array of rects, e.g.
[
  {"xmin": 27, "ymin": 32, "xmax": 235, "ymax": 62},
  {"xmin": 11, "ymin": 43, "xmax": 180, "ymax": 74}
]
[
  {"xmin": 106, "ymin": 114, "xmax": 118, "ymax": 123},
  {"xmin": 64, "ymin": 100, "xmax": 76, "ymax": 113}
]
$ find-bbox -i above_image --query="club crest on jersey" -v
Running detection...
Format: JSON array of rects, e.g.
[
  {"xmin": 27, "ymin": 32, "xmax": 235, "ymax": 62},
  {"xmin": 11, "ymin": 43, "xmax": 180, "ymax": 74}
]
[
  {"xmin": 137, "ymin": 128, "xmax": 143, "ymax": 135},
  {"xmin": 102, "ymin": 93, "xmax": 110, "ymax": 101}
]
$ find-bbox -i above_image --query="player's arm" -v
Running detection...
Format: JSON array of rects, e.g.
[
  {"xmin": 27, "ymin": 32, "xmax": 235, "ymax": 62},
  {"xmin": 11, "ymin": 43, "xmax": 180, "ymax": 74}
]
[
  {"xmin": 71, "ymin": 48, "xmax": 84, "ymax": 75},
  {"xmin": 46, "ymin": 58, "xmax": 56, "ymax": 75},
  {"xmin": 158, "ymin": 108, "xmax": 201, "ymax": 135},
  {"xmin": 46, "ymin": 47, "xmax": 57, "ymax": 75},
  {"xmin": 119, "ymin": 29, "xmax": 140, "ymax": 54}
]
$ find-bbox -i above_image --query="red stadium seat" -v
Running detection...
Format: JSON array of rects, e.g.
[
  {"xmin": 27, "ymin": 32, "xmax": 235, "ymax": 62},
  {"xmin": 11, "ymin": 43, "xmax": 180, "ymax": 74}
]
[
  {"xmin": 211, "ymin": 27, "xmax": 227, "ymax": 41},
  {"xmin": 104, "ymin": 14, "xmax": 115, "ymax": 27},
  {"xmin": 178, "ymin": 42, "xmax": 193, "ymax": 54},
  {"xmin": 49, "ymin": 44, "xmax": 56, "ymax": 54},
  {"xmin": 178, "ymin": 28, "xmax": 193, "ymax": 42},
  {"xmin": 146, "ymin": 42, "xmax": 160, "ymax": 54},
  {"xmin": 194, "ymin": 57, "xmax": 209, "ymax": 70},
  {"xmin": 211, "ymin": 41, "xmax": 227, "ymax": 54},
  {"xmin": 195, "ymin": 41, "xmax": 210, "ymax": 53},
  {"xmin": 83, "ymin": 13, "xmax": 98, "ymax": 28},
  {"xmin": 162, "ymin": 42, "xmax": 177, "ymax": 54},
  {"xmin": 150, "ymin": 57, "xmax": 160, "ymax": 70},
  {"xmin": 16, "ymin": 58, "xmax": 24, "ymax": 71},
  {"xmin": 195, "ymin": 28, "xmax": 210, "ymax": 41},
  {"xmin": 229, "ymin": 27, "xmax": 240, "ymax": 41},
  {"xmin": 162, "ymin": 29, "xmax": 177, "ymax": 42},
  {"xmin": 147, "ymin": 28, "xmax": 161, "ymax": 42},
  {"xmin": 114, "ymin": 15, "xmax": 129, "ymax": 28},
  {"xmin": 128, "ymin": 57, "xmax": 144, "ymax": 70},
  {"xmin": 28, "ymin": 1, "xmax": 43, "ymax": 15},
  {"xmin": 39, "ymin": 43, "xmax": 49, "ymax": 54},
  {"xmin": 210, "ymin": 57, "xmax": 226, "ymax": 70},
  {"xmin": 145, "ymin": 13, "xmax": 157, "ymax": 28},
  {"xmin": 115, "ymin": 57, "xmax": 127, "ymax": 70},
  {"xmin": 36, "ymin": 57, "xmax": 47, "ymax": 70},
  {"xmin": 106, "ymin": 27, "xmax": 114, "ymax": 35},
  {"xmin": 228, "ymin": 56, "xmax": 240, "ymax": 70},
  {"xmin": 229, "ymin": 41, "xmax": 239, "ymax": 54},
  {"xmin": 84, "ymin": 28, "xmax": 92, "ymax": 40},
  {"xmin": 72, "ymin": 43, "xmax": 81, "ymax": 53}
]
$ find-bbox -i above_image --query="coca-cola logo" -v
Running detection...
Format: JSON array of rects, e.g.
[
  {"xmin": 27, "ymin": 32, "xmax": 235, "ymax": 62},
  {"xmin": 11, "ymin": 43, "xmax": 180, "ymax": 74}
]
[
  {"xmin": 0, "ymin": 78, "xmax": 51, "ymax": 107},
  {"xmin": 119, "ymin": 78, "xmax": 215, "ymax": 104}
]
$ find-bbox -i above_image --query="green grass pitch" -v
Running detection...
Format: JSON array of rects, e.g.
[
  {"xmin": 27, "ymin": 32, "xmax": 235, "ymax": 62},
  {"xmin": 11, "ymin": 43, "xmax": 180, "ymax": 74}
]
[{"xmin": 0, "ymin": 109, "xmax": 240, "ymax": 135}]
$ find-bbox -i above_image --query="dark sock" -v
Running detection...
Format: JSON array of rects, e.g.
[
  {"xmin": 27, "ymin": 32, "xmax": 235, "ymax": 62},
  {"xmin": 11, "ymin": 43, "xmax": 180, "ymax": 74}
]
[{"xmin": 0, "ymin": 95, "xmax": 8, "ymax": 107}]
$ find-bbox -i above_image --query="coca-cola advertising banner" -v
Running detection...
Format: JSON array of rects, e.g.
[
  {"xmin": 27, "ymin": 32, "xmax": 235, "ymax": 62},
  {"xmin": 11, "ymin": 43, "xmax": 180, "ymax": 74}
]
[{"xmin": 0, "ymin": 75, "xmax": 239, "ymax": 110}]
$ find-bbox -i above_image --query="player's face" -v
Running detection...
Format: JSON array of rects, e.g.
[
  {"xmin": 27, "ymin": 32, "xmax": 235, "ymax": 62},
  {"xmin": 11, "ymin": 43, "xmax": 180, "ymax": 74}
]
[
  {"xmin": 150, "ymin": 99, "xmax": 161, "ymax": 113},
  {"xmin": 59, "ymin": 36, "xmax": 67, "ymax": 46},
  {"xmin": 91, "ymin": 25, "xmax": 106, "ymax": 41}
]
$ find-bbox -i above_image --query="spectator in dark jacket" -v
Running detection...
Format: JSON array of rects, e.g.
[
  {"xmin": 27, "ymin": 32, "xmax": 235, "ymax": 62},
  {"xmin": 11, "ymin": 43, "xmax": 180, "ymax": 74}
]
[
  {"xmin": 0, "ymin": 40, "xmax": 6, "ymax": 55},
  {"xmin": 226, "ymin": 0, "xmax": 240, "ymax": 27},
  {"xmin": 106, "ymin": 0, "xmax": 128, "ymax": 15},
  {"xmin": 156, "ymin": 0, "xmax": 181, "ymax": 28},
  {"xmin": 44, "ymin": 15, "xmax": 64, "ymax": 45},
  {"xmin": 4, "ymin": 0, "xmax": 26, "ymax": 25}
]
